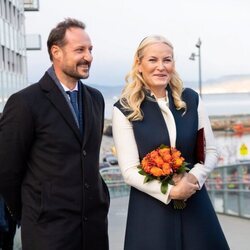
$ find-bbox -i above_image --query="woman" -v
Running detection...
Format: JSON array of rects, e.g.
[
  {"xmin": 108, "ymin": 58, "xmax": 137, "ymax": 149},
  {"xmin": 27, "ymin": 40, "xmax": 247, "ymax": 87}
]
[{"xmin": 112, "ymin": 35, "xmax": 229, "ymax": 250}]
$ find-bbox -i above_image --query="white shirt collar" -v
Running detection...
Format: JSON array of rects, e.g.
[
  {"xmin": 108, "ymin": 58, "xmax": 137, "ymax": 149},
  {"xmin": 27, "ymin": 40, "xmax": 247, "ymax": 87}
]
[{"xmin": 60, "ymin": 82, "xmax": 78, "ymax": 92}]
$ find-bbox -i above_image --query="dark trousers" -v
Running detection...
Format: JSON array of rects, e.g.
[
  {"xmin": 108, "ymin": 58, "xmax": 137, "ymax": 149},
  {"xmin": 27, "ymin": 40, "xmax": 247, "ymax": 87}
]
[{"xmin": 0, "ymin": 208, "xmax": 17, "ymax": 250}]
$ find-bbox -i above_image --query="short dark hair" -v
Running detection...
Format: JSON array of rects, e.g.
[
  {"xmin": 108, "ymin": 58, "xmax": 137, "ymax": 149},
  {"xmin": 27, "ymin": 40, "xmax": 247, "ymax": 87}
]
[{"xmin": 47, "ymin": 18, "xmax": 86, "ymax": 61}]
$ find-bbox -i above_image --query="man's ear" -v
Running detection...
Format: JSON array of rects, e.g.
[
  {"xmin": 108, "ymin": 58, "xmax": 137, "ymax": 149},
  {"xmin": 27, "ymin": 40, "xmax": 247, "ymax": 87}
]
[{"xmin": 51, "ymin": 45, "xmax": 62, "ymax": 60}]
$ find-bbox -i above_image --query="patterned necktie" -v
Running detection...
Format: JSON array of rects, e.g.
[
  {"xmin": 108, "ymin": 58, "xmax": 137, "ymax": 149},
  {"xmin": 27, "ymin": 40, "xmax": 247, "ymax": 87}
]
[{"xmin": 66, "ymin": 90, "xmax": 80, "ymax": 123}]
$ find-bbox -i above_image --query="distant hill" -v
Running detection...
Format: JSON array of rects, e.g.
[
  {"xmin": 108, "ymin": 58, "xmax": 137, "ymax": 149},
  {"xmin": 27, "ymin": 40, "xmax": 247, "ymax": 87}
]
[
  {"xmin": 87, "ymin": 74, "xmax": 250, "ymax": 98},
  {"xmin": 202, "ymin": 75, "xmax": 250, "ymax": 94},
  {"xmin": 89, "ymin": 84, "xmax": 123, "ymax": 99}
]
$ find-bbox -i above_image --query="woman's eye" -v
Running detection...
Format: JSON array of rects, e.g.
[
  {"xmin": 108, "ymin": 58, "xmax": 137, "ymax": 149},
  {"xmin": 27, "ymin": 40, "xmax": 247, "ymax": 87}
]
[{"xmin": 164, "ymin": 58, "xmax": 173, "ymax": 62}]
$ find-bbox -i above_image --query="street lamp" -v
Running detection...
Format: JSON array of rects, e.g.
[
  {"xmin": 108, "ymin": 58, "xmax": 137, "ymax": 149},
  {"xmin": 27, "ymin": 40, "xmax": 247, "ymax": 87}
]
[{"xmin": 189, "ymin": 38, "xmax": 202, "ymax": 97}]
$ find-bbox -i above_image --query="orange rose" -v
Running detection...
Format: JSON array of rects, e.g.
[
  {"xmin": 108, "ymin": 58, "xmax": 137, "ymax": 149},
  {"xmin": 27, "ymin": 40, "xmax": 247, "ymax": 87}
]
[
  {"xmin": 159, "ymin": 147, "xmax": 171, "ymax": 155},
  {"xmin": 150, "ymin": 167, "xmax": 163, "ymax": 177},
  {"xmin": 150, "ymin": 150, "xmax": 159, "ymax": 159},
  {"xmin": 162, "ymin": 153, "xmax": 172, "ymax": 162},
  {"xmin": 157, "ymin": 148, "xmax": 171, "ymax": 162},
  {"xmin": 173, "ymin": 157, "xmax": 184, "ymax": 169},
  {"xmin": 162, "ymin": 163, "xmax": 171, "ymax": 175},
  {"xmin": 154, "ymin": 156, "xmax": 164, "ymax": 167},
  {"xmin": 142, "ymin": 158, "xmax": 151, "ymax": 173},
  {"xmin": 171, "ymin": 149, "xmax": 181, "ymax": 158}
]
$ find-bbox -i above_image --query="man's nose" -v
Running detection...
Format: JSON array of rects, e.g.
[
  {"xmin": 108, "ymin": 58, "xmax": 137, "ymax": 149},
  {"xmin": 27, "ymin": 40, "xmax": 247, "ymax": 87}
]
[{"xmin": 83, "ymin": 50, "xmax": 93, "ymax": 62}]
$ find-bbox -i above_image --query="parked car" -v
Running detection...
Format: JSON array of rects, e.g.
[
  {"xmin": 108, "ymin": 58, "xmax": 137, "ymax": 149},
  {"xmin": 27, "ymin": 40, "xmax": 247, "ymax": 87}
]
[
  {"xmin": 103, "ymin": 154, "xmax": 118, "ymax": 166},
  {"xmin": 99, "ymin": 162, "xmax": 110, "ymax": 169}
]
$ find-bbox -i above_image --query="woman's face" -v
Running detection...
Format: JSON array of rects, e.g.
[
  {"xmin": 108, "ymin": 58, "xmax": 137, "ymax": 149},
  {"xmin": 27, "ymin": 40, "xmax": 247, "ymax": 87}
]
[{"xmin": 138, "ymin": 42, "xmax": 175, "ymax": 98}]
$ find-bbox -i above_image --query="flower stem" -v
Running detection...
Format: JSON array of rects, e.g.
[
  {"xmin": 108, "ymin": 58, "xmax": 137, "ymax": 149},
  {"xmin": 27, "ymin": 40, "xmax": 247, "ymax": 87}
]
[{"xmin": 173, "ymin": 200, "xmax": 186, "ymax": 209}]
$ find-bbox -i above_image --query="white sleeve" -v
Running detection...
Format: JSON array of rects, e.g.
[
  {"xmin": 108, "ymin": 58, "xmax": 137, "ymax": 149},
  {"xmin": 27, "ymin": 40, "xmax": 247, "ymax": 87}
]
[
  {"xmin": 112, "ymin": 106, "xmax": 173, "ymax": 204},
  {"xmin": 189, "ymin": 96, "xmax": 218, "ymax": 188}
]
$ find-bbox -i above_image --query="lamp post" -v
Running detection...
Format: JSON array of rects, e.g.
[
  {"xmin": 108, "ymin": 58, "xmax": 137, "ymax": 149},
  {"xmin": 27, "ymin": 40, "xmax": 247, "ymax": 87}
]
[{"xmin": 189, "ymin": 38, "xmax": 202, "ymax": 97}]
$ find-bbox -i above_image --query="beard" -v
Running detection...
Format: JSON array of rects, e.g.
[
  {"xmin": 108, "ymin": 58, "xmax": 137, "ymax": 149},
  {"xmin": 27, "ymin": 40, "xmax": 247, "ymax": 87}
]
[{"xmin": 62, "ymin": 61, "xmax": 91, "ymax": 80}]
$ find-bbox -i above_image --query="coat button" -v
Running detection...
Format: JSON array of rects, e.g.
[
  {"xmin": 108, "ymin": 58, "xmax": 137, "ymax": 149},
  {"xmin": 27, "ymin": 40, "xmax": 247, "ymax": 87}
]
[
  {"xmin": 84, "ymin": 183, "xmax": 90, "ymax": 189},
  {"xmin": 83, "ymin": 216, "xmax": 88, "ymax": 221},
  {"xmin": 82, "ymin": 150, "xmax": 87, "ymax": 156}
]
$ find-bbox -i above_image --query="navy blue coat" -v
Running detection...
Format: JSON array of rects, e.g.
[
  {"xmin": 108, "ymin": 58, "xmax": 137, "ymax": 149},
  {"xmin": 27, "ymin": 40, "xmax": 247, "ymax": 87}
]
[
  {"xmin": 115, "ymin": 87, "xmax": 229, "ymax": 250},
  {"xmin": 0, "ymin": 71, "xmax": 110, "ymax": 250}
]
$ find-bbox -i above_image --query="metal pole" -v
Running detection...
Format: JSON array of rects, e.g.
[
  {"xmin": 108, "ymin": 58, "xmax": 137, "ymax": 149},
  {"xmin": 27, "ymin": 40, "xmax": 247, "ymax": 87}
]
[
  {"xmin": 196, "ymin": 38, "xmax": 202, "ymax": 97},
  {"xmin": 198, "ymin": 46, "xmax": 202, "ymax": 97}
]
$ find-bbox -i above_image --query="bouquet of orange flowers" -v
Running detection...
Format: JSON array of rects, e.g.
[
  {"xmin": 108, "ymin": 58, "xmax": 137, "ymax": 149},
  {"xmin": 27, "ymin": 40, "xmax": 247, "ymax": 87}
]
[{"xmin": 138, "ymin": 144, "xmax": 189, "ymax": 209}]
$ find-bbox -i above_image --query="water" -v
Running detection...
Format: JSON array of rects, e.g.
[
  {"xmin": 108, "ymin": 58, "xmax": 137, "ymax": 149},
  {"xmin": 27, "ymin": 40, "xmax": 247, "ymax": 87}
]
[
  {"xmin": 202, "ymin": 92, "xmax": 250, "ymax": 116},
  {"xmin": 101, "ymin": 90, "xmax": 250, "ymax": 119}
]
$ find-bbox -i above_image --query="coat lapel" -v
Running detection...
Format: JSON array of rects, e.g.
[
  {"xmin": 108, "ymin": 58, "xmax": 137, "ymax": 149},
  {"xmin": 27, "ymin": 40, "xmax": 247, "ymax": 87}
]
[{"xmin": 39, "ymin": 73, "xmax": 82, "ymax": 143}]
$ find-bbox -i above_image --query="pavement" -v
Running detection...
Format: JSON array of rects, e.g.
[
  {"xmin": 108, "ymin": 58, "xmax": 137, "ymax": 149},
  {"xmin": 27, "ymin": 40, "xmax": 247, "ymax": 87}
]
[
  {"xmin": 108, "ymin": 196, "xmax": 250, "ymax": 250},
  {"xmin": 12, "ymin": 195, "xmax": 250, "ymax": 250}
]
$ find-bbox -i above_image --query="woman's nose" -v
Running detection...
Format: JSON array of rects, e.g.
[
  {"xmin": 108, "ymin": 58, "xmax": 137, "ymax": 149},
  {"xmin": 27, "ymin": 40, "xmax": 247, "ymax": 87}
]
[{"xmin": 157, "ymin": 61, "xmax": 165, "ymax": 70}]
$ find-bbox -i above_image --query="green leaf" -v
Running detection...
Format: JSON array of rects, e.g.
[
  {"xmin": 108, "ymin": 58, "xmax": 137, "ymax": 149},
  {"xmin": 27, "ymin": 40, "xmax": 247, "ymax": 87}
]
[
  {"xmin": 138, "ymin": 169, "xmax": 147, "ymax": 176},
  {"xmin": 173, "ymin": 200, "xmax": 187, "ymax": 209},
  {"xmin": 161, "ymin": 180, "xmax": 169, "ymax": 194},
  {"xmin": 144, "ymin": 175, "xmax": 154, "ymax": 183}
]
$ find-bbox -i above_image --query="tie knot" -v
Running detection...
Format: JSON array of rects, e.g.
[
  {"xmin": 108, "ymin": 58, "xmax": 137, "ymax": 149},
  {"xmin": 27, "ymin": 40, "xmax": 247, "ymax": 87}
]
[{"xmin": 66, "ymin": 90, "xmax": 78, "ymax": 99}]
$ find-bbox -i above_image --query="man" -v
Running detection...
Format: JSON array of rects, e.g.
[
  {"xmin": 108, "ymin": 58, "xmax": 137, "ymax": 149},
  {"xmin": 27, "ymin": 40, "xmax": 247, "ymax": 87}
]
[{"xmin": 0, "ymin": 18, "xmax": 110, "ymax": 250}]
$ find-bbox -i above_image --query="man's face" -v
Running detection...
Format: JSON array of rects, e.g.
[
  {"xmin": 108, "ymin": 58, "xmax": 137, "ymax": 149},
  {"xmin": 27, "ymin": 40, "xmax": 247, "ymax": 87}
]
[{"xmin": 55, "ymin": 27, "xmax": 93, "ymax": 82}]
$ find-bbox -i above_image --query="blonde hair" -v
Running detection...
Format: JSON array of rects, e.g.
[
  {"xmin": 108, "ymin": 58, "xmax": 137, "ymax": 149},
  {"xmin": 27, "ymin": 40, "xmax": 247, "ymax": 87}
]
[{"xmin": 120, "ymin": 35, "xmax": 186, "ymax": 121}]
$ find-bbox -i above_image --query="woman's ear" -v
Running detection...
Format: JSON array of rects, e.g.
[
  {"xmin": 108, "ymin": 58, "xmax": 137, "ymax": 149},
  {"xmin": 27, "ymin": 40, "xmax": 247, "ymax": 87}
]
[{"xmin": 138, "ymin": 64, "xmax": 142, "ymax": 74}]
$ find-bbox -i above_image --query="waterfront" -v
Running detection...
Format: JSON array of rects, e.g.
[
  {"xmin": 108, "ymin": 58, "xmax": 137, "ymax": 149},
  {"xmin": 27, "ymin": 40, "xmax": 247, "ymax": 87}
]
[
  {"xmin": 215, "ymin": 131, "xmax": 250, "ymax": 164},
  {"xmin": 103, "ymin": 91, "xmax": 250, "ymax": 119},
  {"xmin": 101, "ymin": 127, "xmax": 250, "ymax": 167}
]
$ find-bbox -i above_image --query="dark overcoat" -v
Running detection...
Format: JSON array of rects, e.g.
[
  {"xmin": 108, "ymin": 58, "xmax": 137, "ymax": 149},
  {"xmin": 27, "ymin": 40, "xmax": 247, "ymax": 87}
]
[
  {"xmin": 115, "ymin": 87, "xmax": 229, "ymax": 250},
  {"xmin": 0, "ymin": 71, "xmax": 110, "ymax": 250}
]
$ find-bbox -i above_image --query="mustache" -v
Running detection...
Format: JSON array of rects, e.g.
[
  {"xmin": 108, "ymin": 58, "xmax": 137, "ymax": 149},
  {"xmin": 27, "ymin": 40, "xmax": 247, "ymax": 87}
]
[{"xmin": 77, "ymin": 60, "xmax": 90, "ymax": 67}]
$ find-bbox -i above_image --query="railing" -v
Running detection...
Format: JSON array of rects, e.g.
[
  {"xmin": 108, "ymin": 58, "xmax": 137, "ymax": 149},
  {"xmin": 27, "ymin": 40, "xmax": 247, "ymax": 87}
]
[
  {"xmin": 206, "ymin": 162, "xmax": 250, "ymax": 219},
  {"xmin": 100, "ymin": 167, "xmax": 130, "ymax": 198},
  {"xmin": 100, "ymin": 163, "xmax": 250, "ymax": 219}
]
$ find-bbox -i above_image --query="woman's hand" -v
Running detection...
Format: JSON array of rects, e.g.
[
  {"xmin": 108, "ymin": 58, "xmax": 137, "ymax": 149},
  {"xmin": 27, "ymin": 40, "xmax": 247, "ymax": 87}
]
[
  {"xmin": 172, "ymin": 172, "xmax": 186, "ymax": 185},
  {"xmin": 169, "ymin": 174, "xmax": 199, "ymax": 200},
  {"xmin": 186, "ymin": 173, "xmax": 199, "ymax": 186}
]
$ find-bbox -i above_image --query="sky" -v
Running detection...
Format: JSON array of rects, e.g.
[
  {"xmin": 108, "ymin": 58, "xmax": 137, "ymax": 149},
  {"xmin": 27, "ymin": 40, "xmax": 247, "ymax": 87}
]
[{"xmin": 25, "ymin": 0, "xmax": 250, "ymax": 87}]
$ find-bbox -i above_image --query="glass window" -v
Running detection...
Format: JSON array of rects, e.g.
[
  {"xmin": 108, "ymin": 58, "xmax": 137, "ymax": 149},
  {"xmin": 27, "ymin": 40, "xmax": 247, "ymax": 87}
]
[
  {"xmin": 7, "ymin": 48, "xmax": 10, "ymax": 71},
  {"xmin": 0, "ymin": 0, "xmax": 2, "ymax": 18},
  {"xmin": 4, "ymin": 0, "xmax": 7, "ymax": 20},
  {"xmin": 2, "ymin": 45, "xmax": 5, "ymax": 69},
  {"xmin": 11, "ymin": 50, "xmax": 14, "ymax": 72}
]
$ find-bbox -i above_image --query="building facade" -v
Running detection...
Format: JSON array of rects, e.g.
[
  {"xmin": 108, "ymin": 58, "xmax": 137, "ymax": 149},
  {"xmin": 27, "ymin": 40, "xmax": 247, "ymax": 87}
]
[{"xmin": 0, "ymin": 0, "xmax": 39, "ymax": 112}]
